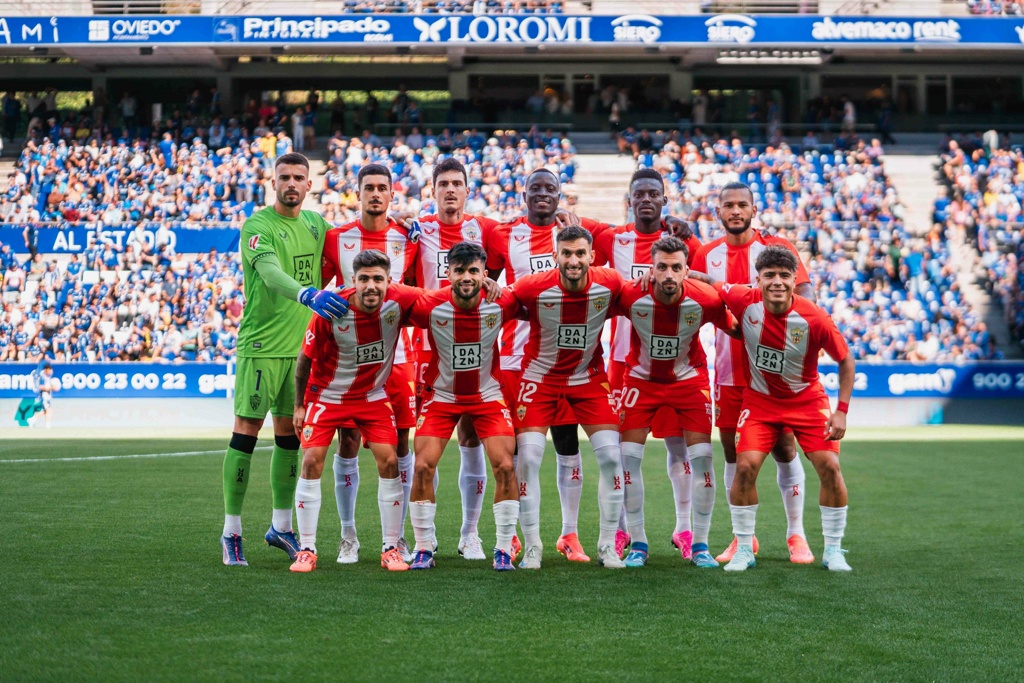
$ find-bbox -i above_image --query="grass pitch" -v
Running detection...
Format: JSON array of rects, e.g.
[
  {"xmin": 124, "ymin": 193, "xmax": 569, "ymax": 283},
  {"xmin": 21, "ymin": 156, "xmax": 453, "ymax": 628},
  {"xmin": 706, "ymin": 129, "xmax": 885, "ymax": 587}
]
[{"xmin": 1, "ymin": 431, "xmax": 1021, "ymax": 682}]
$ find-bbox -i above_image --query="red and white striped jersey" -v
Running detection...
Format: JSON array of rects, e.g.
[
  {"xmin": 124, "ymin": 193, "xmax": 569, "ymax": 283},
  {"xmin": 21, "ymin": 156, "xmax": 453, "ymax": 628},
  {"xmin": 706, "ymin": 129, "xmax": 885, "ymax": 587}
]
[
  {"xmin": 592, "ymin": 221, "xmax": 702, "ymax": 364},
  {"xmin": 303, "ymin": 283, "xmax": 421, "ymax": 404},
  {"xmin": 408, "ymin": 287, "xmax": 521, "ymax": 403},
  {"xmin": 615, "ymin": 280, "xmax": 730, "ymax": 384},
  {"xmin": 691, "ymin": 231, "xmax": 810, "ymax": 387},
  {"xmin": 322, "ymin": 219, "xmax": 418, "ymax": 364},
  {"xmin": 715, "ymin": 283, "xmax": 848, "ymax": 400},
  {"xmin": 507, "ymin": 267, "xmax": 625, "ymax": 387},
  {"xmin": 414, "ymin": 214, "xmax": 498, "ymax": 289},
  {"xmin": 485, "ymin": 217, "xmax": 560, "ymax": 371}
]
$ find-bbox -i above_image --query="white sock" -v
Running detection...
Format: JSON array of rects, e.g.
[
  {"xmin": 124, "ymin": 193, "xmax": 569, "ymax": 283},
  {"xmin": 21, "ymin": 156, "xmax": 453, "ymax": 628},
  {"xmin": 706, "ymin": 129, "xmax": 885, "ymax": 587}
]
[
  {"xmin": 592, "ymin": 430, "xmax": 624, "ymax": 548},
  {"xmin": 820, "ymin": 505, "xmax": 848, "ymax": 551},
  {"xmin": 555, "ymin": 452, "xmax": 583, "ymax": 536},
  {"xmin": 730, "ymin": 503, "xmax": 758, "ymax": 551},
  {"xmin": 378, "ymin": 476, "xmax": 404, "ymax": 549},
  {"xmin": 433, "ymin": 467, "xmax": 439, "ymax": 495},
  {"xmin": 724, "ymin": 460, "xmax": 736, "ymax": 496},
  {"xmin": 459, "ymin": 445, "xmax": 487, "ymax": 538},
  {"xmin": 665, "ymin": 436, "xmax": 692, "ymax": 534},
  {"xmin": 271, "ymin": 508, "xmax": 292, "ymax": 533},
  {"xmin": 334, "ymin": 455, "xmax": 359, "ymax": 541},
  {"xmin": 617, "ymin": 507, "xmax": 628, "ymax": 533},
  {"xmin": 410, "ymin": 501, "xmax": 436, "ymax": 552},
  {"xmin": 223, "ymin": 514, "xmax": 241, "ymax": 538},
  {"xmin": 295, "ymin": 477, "xmax": 322, "ymax": 554},
  {"xmin": 688, "ymin": 442, "xmax": 715, "ymax": 546},
  {"xmin": 777, "ymin": 458, "xmax": 807, "ymax": 539},
  {"xmin": 397, "ymin": 452, "xmax": 414, "ymax": 534},
  {"xmin": 515, "ymin": 432, "xmax": 546, "ymax": 548},
  {"xmin": 493, "ymin": 499, "xmax": 519, "ymax": 554},
  {"xmin": 621, "ymin": 441, "xmax": 646, "ymax": 545}
]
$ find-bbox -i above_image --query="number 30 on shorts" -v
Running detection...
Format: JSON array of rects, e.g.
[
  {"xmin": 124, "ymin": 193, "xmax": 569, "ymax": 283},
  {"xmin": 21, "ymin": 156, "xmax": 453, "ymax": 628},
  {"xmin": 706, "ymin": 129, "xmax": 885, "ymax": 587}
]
[
  {"xmin": 518, "ymin": 382, "xmax": 538, "ymax": 404},
  {"xmin": 619, "ymin": 387, "xmax": 640, "ymax": 410},
  {"xmin": 736, "ymin": 408, "xmax": 751, "ymax": 428},
  {"xmin": 304, "ymin": 402, "xmax": 327, "ymax": 423}
]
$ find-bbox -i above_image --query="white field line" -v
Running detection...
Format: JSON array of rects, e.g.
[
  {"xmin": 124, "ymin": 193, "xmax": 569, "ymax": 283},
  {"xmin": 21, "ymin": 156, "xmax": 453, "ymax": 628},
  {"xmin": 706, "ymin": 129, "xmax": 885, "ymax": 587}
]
[{"xmin": 0, "ymin": 445, "xmax": 273, "ymax": 464}]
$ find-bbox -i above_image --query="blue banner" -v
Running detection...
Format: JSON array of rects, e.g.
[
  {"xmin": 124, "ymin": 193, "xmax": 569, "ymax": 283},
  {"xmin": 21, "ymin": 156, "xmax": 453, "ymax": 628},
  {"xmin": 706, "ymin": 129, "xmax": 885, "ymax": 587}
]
[
  {"xmin": 0, "ymin": 14, "xmax": 1022, "ymax": 48},
  {"xmin": 0, "ymin": 363, "xmax": 234, "ymax": 399},
  {"xmin": 3, "ymin": 362, "xmax": 1023, "ymax": 400},
  {"xmin": 0, "ymin": 225, "xmax": 240, "ymax": 255}
]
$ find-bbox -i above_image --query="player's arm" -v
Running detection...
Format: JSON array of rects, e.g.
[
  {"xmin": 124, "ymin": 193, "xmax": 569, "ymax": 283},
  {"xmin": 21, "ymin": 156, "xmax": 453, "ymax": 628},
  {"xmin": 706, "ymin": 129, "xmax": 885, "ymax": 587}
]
[
  {"xmin": 687, "ymin": 270, "xmax": 715, "ymax": 286},
  {"xmin": 795, "ymin": 281, "xmax": 816, "ymax": 302},
  {"xmin": 662, "ymin": 216, "xmax": 694, "ymax": 241},
  {"xmin": 827, "ymin": 353, "xmax": 854, "ymax": 441},
  {"xmin": 293, "ymin": 348, "xmax": 313, "ymax": 437},
  {"xmin": 252, "ymin": 254, "xmax": 349, "ymax": 320},
  {"xmin": 556, "ymin": 208, "xmax": 583, "ymax": 228}
]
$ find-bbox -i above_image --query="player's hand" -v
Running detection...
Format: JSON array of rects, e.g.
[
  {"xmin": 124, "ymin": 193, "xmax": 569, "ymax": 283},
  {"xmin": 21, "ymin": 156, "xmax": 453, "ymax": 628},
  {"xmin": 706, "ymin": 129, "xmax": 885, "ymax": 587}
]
[
  {"xmin": 555, "ymin": 208, "xmax": 581, "ymax": 228},
  {"xmin": 662, "ymin": 216, "xmax": 694, "ymax": 241},
  {"xmin": 293, "ymin": 406, "xmax": 305, "ymax": 438},
  {"xmin": 825, "ymin": 410, "xmax": 847, "ymax": 441},
  {"xmin": 407, "ymin": 219, "xmax": 422, "ymax": 244},
  {"xmin": 482, "ymin": 278, "xmax": 501, "ymax": 303},
  {"xmin": 632, "ymin": 269, "xmax": 653, "ymax": 292},
  {"xmin": 390, "ymin": 211, "xmax": 417, "ymax": 236},
  {"xmin": 298, "ymin": 287, "xmax": 349, "ymax": 320}
]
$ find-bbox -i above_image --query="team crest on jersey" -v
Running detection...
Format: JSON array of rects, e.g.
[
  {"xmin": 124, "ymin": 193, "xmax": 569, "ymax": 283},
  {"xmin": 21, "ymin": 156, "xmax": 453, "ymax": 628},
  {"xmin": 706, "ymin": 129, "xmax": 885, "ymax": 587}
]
[
  {"xmin": 684, "ymin": 311, "xmax": 700, "ymax": 327},
  {"xmin": 790, "ymin": 326, "xmax": 806, "ymax": 344},
  {"xmin": 248, "ymin": 234, "xmax": 260, "ymax": 250},
  {"xmin": 249, "ymin": 393, "xmax": 261, "ymax": 411},
  {"xmin": 302, "ymin": 425, "xmax": 313, "ymax": 441},
  {"xmin": 384, "ymin": 310, "xmax": 398, "ymax": 327},
  {"xmin": 485, "ymin": 313, "xmax": 498, "ymax": 329},
  {"xmin": 465, "ymin": 226, "xmax": 480, "ymax": 241},
  {"xmin": 390, "ymin": 241, "xmax": 403, "ymax": 257},
  {"xmin": 517, "ymin": 404, "xmax": 527, "ymax": 421},
  {"xmin": 593, "ymin": 297, "xmax": 608, "ymax": 312},
  {"xmin": 416, "ymin": 414, "xmax": 425, "ymax": 429}
]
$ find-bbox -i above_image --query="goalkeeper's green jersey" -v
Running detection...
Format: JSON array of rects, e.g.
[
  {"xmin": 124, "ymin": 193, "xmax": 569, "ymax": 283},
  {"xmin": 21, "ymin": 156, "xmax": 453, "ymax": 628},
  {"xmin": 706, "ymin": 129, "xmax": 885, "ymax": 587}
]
[{"xmin": 237, "ymin": 207, "xmax": 329, "ymax": 358}]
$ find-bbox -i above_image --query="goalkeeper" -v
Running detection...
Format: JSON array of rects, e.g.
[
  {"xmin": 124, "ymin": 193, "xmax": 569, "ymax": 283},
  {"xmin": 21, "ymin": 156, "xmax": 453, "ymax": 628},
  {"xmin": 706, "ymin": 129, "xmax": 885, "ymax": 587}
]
[{"xmin": 220, "ymin": 152, "xmax": 349, "ymax": 567}]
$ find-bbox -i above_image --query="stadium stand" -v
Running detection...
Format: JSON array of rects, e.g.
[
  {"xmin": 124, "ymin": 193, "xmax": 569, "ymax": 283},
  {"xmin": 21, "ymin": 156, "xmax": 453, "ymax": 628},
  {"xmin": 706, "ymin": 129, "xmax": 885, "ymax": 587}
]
[
  {"xmin": 339, "ymin": 1, "xmax": 565, "ymax": 12},
  {"xmin": 936, "ymin": 136, "xmax": 1022, "ymax": 350},
  {"xmin": 965, "ymin": 0, "xmax": 1024, "ymax": 14},
  {"xmin": 636, "ymin": 132, "xmax": 998, "ymax": 361}
]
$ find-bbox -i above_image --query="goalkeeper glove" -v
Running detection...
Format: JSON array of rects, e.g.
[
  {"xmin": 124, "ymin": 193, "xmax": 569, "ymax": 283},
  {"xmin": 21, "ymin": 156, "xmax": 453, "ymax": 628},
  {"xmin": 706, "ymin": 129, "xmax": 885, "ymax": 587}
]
[{"xmin": 298, "ymin": 287, "xmax": 349, "ymax": 320}]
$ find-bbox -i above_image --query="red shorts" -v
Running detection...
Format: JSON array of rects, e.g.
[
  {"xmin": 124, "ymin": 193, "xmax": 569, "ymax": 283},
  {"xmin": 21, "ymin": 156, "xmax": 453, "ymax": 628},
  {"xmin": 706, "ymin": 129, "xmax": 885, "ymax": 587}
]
[
  {"xmin": 513, "ymin": 374, "xmax": 618, "ymax": 430},
  {"xmin": 416, "ymin": 397, "xmax": 514, "ymax": 439},
  {"xmin": 611, "ymin": 361, "xmax": 684, "ymax": 438},
  {"xmin": 385, "ymin": 362, "xmax": 417, "ymax": 430},
  {"xmin": 414, "ymin": 347, "xmax": 431, "ymax": 402},
  {"xmin": 713, "ymin": 384, "xmax": 745, "ymax": 430},
  {"xmin": 619, "ymin": 376, "xmax": 712, "ymax": 435},
  {"xmin": 736, "ymin": 389, "xmax": 840, "ymax": 455},
  {"xmin": 502, "ymin": 369, "xmax": 575, "ymax": 427},
  {"xmin": 300, "ymin": 397, "xmax": 398, "ymax": 448}
]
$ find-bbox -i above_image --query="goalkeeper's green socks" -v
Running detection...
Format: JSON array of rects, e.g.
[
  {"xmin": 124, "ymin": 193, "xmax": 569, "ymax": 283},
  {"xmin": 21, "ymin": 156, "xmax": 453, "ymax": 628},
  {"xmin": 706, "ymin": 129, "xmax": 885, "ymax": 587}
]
[
  {"xmin": 222, "ymin": 433, "xmax": 258, "ymax": 536},
  {"xmin": 270, "ymin": 434, "xmax": 301, "ymax": 533}
]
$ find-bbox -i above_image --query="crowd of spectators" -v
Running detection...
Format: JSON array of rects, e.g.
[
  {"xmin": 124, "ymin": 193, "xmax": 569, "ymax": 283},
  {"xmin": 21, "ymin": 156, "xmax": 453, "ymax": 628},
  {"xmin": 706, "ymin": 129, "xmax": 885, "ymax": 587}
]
[
  {"xmin": 936, "ymin": 134, "xmax": 1023, "ymax": 348},
  {"xmin": 1, "ymin": 245, "xmax": 241, "ymax": 364},
  {"xmin": 966, "ymin": 0, "xmax": 1024, "ymax": 14},
  {"xmin": 340, "ymin": 1, "xmax": 564, "ymax": 12},
  {"xmin": 635, "ymin": 130, "xmax": 999, "ymax": 362}
]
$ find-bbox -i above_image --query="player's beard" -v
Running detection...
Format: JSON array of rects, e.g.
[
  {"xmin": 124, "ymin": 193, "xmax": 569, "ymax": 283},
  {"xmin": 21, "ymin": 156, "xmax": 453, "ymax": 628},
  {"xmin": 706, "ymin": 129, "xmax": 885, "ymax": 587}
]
[
  {"xmin": 364, "ymin": 204, "xmax": 387, "ymax": 216},
  {"xmin": 453, "ymin": 280, "xmax": 482, "ymax": 302},
  {"xmin": 723, "ymin": 216, "xmax": 752, "ymax": 235},
  {"xmin": 560, "ymin": 263, "xmax": 586, "ymax": 284},
  {"xmin": 358, "ymin": 289, "xmax": 383, "ymax": 312},
  {"xmin": 278, "ymin": 190, "xmax": 303, "ymax": 207}
]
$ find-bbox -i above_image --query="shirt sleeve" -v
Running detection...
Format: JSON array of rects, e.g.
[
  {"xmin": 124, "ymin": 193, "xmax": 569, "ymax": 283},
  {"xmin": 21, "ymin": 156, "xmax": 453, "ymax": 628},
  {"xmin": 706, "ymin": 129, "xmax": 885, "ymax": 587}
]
[
  {"xmin": 713, "ymin": 281, "xmax": 751, "ymax": 318},
  {"xmin": 685, "ymin": 235, "xmax": 701, "ymax": 269},
  {"xmin": 816, "ymin": 310, "xmax": 849, "ymax": 364},
  {"xmin": 591, "ymin": 227, "xmax": 613, "ymax": 267},
  {"xmin": 302, "ymin": 314, "xmax": 327, "ymax": 357},
  {"xmin": 699, "ymin": 284, "xmax": 731, "ymax": 330},
  {"xmin": 690, "ymin": 245, "xmax": 707, "ymax": 274},
  {"xmin": 240, "ymin": 215, "xmax": 277, "ymax": 270},
  {"xmin": 485, "ymin": 225, "xmax": 507, "ymax": 273},
  {"xmin": 252, "ymin": 252, "xmax": 304, "ymax": 301},
  {"xmin": 321, "ymin": 231, "xmax": 338, "ymax": 288}
]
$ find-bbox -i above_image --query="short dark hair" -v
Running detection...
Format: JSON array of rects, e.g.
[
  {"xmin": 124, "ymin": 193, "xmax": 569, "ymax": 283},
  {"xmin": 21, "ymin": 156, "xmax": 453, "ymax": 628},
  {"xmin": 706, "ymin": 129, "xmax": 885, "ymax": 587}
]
[
  {"xmin": 556, "ymin": 224, "xmax": 593, "ymax": 245},
  {"xmin": 357, "ymin": 163, "xmax": 392, "ymax": 188},
  {"xmin": 432, "ymin": 157, "xmax": 468, "ymax": 186},
  {"xmin": 754, "ymin": 245, "xmax": 798, "ymax": 273},
  {"xmin": 446, "ymin": 241, "xmax": 487, "ymax": 270},
  {"xmin": 274, "ymin": 152, "xmax": 309, "ymax": 170},
  {"xmin": 630, "ymin": 167, "xmax": 664, "ymax": 191},
  {"xmin": 527, "ymin": 167, "xmax": 559, "ymax": 185},
  {"xmin": 719, "ymin": 181, "xmax": 754, "ymax": 201},
  {"xmin": 650, "ymin": 236, "xmax": 689, "ymax": 261},
  {"xmin": 352, "ymin": 249, "xmax": 391, "ymax": 274}
]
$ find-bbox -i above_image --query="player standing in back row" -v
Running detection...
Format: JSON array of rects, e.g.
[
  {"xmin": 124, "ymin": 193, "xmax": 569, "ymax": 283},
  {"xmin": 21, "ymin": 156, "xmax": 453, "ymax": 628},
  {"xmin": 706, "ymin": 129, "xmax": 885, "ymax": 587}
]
[
  {"xmin": 221, "ymin": 152, "xmax": 349, "ymax": 567},
  {"xmin": 691, "ymin": 182, "xmax": 817, "ymax": 566}
]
